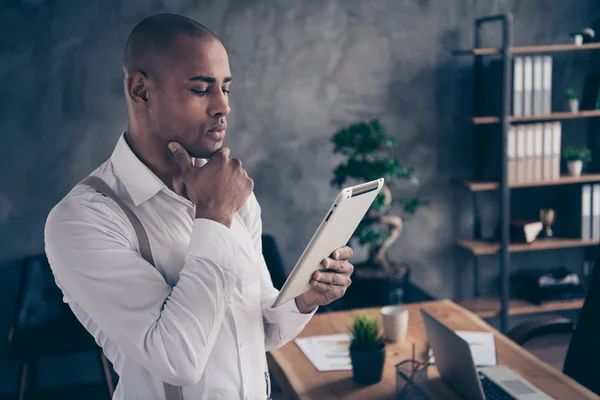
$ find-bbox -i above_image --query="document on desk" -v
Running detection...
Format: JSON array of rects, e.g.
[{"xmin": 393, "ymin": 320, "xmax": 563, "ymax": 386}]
[
  {"xmin": 294, "ymin": 334, "xmax": 352, "ymax": 372},
  {"xmin": 429, "ymin": 331, "xmax": 497, "ymax": 366}
]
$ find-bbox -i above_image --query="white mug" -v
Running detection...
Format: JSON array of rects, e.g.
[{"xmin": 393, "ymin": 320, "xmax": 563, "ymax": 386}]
[{"xmin": 381, "ymin": 305, "xmax": 409, "ymax": 343}]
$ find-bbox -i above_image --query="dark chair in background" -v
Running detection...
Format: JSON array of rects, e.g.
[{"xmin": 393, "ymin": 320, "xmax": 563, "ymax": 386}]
[
  {"xmin": 8, "ymin": 254, "xmax": 114, "ymax": 400},
  {"xmin": 507, "ymin": 246, "xmax": 600, "ymax": 396},
  {"xmin": 261, "ymin": 234, "xmax": 288, "ymax": 291},
  {"xmin": 507, "ymin": 316, "xmax": 574, "ymax": 371}
]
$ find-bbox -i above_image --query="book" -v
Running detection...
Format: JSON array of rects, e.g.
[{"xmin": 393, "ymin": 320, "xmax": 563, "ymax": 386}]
[
  {"xmin": 533, "ymin": 56, "xmax": 544, "ymax": 115},
  {"xmin": 542, "ymin": 56, "xmax": 552, "ymax": 114},
  {"xmin": 523, "ymin": 56, "xmax": 533, "ymax": 116},
  {"xmin": 593, "ymin": 184, "xmax": 600, "ymax": 240}
]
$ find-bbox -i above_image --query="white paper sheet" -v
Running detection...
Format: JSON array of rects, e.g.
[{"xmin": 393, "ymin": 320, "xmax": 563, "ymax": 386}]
[
  {"xmin": 429, "ymin": 330, "xmax": 497, "ymax": 367},
  {"xmin": 294, "ymin": 333, "xmax": 352, "ymax": 371}
]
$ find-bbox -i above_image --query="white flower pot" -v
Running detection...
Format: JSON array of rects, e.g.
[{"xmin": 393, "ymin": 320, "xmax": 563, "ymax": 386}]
[
  {"xmin": 574, "ymin": 34, "xmax": 583, "ymax": 46},
  {"xmin": 568, "ymin": 160, "xmax": 583, "ymax": 177},
  {"xmin": 569, "ymin": 99, "xmax": 579, "ymax": 113}
]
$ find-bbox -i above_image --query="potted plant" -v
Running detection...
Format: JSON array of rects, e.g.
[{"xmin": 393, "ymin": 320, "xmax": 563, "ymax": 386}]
[
  {"xmin": 330, "ymin": 120, "xmax": 427, "ymax": 308},
  {"xmin": 566, "ymin": 89, "xmax": 579, "ymax": 113},
  {"xmin": 563, "ymin": 146, "xmax": 592, "ymax": 177},
  {"xmin": 349, "ymin": 315, "xmax": 386, "ymax": 385}
]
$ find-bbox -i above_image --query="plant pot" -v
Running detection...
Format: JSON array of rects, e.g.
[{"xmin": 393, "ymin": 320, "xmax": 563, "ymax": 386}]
[
  {"xmin": 350, "ymin": 342, "xmax": 386, "ymax": 385},
  {"xmin": 567, "ymin": 160, "xmax": 583, "ymax": 177},
  {"xmin": 569, "ymin": 98, "xmax": 579, "ymax": 113},
  {"xmin": 574, "ymin": 34, "xmax": 583, "ymax": 46},
  {"xmin": 343, "ymin": 261, "xmax": 410, "ymax": 309}
]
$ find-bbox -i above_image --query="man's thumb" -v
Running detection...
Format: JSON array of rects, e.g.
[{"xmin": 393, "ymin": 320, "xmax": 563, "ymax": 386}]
[{"xmin": 168, "ymin": 141, "xmax": 191, "ymax": 169}]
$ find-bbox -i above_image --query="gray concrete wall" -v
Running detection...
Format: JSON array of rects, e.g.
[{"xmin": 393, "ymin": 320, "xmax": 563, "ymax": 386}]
[{"xmin": 1, "ymin": 0, "xmax": 599, "ymax": 394}]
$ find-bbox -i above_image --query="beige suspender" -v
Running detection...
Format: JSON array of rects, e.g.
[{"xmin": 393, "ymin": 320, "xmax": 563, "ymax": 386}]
[
  {"xmin": 81, "ymin": 176, "xmax": 183, "ymax": 400},
  {"xmin": 82, "ymin": 175, "xmax": 272, "ymax": 400}
]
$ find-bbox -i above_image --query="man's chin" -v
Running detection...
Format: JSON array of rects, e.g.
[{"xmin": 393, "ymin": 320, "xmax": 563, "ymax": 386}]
[{"xmin": 188, "ymin": 143, "xmax": 223, "ymax": 159}]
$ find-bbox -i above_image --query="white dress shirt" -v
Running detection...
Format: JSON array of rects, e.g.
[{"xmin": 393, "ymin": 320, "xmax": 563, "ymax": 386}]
[{"xmin": 44, "ymin": 133, "xmax": 316, "ymax": 400}]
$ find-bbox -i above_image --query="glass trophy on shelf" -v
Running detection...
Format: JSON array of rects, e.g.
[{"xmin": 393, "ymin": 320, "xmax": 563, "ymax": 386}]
[{"xmin": 539, "ymin": 208, "xmax": 555, "ymax": 240}]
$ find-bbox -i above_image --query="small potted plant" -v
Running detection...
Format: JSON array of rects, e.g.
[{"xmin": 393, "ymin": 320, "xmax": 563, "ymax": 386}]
[
  {"xmin": 563, "ymin": 146, "xmax": 591, "ymax": 177},
  {"xmin": 566, "ymin": 89, "xmax": 579, "ymax": 113},
  {"xmin": 349, "ymin": 315, "xmax": 386, "ymax": 385}
]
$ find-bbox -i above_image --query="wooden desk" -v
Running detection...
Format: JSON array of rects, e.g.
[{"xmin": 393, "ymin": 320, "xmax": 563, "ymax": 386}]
[{"xmin": 268, "ymin": 300, "xmax": 598, "ymax": 399}]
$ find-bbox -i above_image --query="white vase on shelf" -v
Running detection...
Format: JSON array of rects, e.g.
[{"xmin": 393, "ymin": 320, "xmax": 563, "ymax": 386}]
[
  {"xmin": 567, "ymin": 160, "xmax": 583, "ymax": 177},
  {"xmin": 569, "ymin": 98, "xmax": 579, "ymax": 113}
]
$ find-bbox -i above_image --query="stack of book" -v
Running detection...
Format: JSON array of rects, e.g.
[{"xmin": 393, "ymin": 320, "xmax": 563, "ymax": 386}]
[
  {"xmin": 507, "ymin": 122, "xmax": 561, "ymax": 184},
  {"xmin": 512, "ymin": 55, "xmax": 552, "ymax": 116}
]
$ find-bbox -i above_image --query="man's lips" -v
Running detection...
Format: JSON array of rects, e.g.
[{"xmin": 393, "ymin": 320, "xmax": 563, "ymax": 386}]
[{"xmin": 207, "ymin": 126, "xmax": 226, "ymax": 140}]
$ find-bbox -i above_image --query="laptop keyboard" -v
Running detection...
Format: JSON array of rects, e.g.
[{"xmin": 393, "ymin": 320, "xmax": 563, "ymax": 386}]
[{"xmin": 478, "ymin": 372, "xmax": 517, "ymax": 400}]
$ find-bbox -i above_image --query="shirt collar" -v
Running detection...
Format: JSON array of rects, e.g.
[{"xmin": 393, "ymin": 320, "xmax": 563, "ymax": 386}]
[{"xmin": 111, "ymin": 132, "xmax": 166, "ymax": 206}]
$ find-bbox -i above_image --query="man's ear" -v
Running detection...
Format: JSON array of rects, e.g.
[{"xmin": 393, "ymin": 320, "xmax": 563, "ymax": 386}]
[{"xmin": 126, "ymin": 71, "xmax": 150, "ymax": 105}]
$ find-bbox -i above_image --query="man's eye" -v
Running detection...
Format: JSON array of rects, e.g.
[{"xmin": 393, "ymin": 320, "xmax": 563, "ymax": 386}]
[
  {"xmin": 191, "ymin": 89, "xmax": 207, "ymax": 95},
  {"xmin": 223, "ymin": 89, "xmax": 230, "ymax": 94}
]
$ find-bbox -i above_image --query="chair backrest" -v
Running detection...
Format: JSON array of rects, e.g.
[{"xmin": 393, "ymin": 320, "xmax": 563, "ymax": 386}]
[
  {"xmin": 563, "ymin": 248, "xmax": 600, "ymax": 395},
  {"xmin": 11, "ymin": 254, "xmax": 72, "ymax": 333},
  {"xmin": 261, "ymin": 234, "xmax": 287, "ymax": 290}
]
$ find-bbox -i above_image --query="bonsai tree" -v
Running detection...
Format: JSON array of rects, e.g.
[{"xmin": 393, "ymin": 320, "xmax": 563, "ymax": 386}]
[
  {"xmin": 562, "ymin": 145, "xmax": 592, "ymax": 163},
  {"xmin": 330, "ymin": 120, "xmax": 427, "ymax": 273}
]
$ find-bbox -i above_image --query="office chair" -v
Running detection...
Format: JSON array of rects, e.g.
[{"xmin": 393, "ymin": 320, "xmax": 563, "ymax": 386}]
[
  {"xmin": 8, "ymin": 254, "xmax": 115, "ymax": 400},
  {"xmin": 506, "ymin": 246, "xmax": 600, "ymax": 396}
]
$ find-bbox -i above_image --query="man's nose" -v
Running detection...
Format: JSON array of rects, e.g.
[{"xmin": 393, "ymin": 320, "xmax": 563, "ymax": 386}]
[{"xmin": 208, "ymin": 91, "xmax": 230, "ymax": 117}]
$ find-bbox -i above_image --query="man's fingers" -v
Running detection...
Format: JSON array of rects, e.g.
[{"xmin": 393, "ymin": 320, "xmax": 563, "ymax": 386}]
[
  {"xmin": 310, "ymin": 280, "xmax": 346, "ymax": 301},
  {"xmin": 321, "ymin": 259, "xmax": 354, "ymax": 275},
  {"xmin": 312, "ymin": 271, "xmax": 352, "ymax": 287},
  {"xmin": 332, "ymin": 246, "xmax": 354, "ymax": 261},
  {"xmin": 168, "ymin": 142, "xmax": 192, "ymax": 170},
  {"xmin": 193, "ymin": 158, "xmax": 208, "ymax": 168},
  {"xmin": 214, "ymin": 146, "xmax": 230, "ymax": 159}
]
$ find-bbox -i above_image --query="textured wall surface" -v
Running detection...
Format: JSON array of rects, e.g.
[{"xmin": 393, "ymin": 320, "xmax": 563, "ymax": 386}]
[{"xmin": 1, "ymin": 0, "xmax": 599, "ymax": 393}]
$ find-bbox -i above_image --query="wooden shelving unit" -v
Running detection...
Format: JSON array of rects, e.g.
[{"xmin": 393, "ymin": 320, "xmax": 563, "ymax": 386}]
[
  {"xmin": 456, "ymin": 238, "xmax": 600, "ymax": 256},
  {"xmin": 457, "ymin": 298, "xmax": 584, "ymax": 319},
  {"xmin": 451, "ymin": 13, "xmax": 600, "ymax": 332},
  {"xmin": 452, "ymin": 173, "xmax": 600, "ymax": 192},
  {"xmin": 453, "ymin": 42, "xmax": 600, "ymax": 56},
  {"xmin": 466, "ymin": 109, "xmax": 600, "ymax": 125}
]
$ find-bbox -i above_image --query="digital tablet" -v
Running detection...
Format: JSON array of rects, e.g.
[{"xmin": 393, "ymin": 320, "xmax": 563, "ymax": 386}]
[{"xmin": 272, "ymin": 178, "xmax": 385, "ymax": 308}]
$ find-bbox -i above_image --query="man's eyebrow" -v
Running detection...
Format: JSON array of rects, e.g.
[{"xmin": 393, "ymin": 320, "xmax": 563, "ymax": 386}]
[{"xmin": 189, "ymin": 76, "xmax": 233, "ymax": 83}]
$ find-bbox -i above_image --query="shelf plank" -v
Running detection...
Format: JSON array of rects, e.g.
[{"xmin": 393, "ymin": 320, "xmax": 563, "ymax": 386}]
[
  {"xmin": 453, "ymin": 42, "xmax": 600, "ymax": 56},
  {"xmin": 468, "ymin": 109, "xmax": 600, "ymax": 124},
  {"xmin": 457, "ymin": 298, "xmax": 584, "ymax": 319},
  {"xmin": 452, "ymin": 174, "xmax": 600, "ymax": 192},
  {"xmin": 456, "ymin": 238, "xmax": 600, "ymax": 256}
]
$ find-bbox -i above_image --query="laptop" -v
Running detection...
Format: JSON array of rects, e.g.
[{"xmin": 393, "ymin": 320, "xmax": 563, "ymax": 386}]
[{"xmin": 421, "ymin": 309, "xmax": 552, "ymax": 400}]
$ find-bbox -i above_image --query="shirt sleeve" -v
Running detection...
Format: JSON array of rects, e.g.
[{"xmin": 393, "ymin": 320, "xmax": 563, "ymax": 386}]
[
  {"xmin": 244, "ymin": 194, "xmax": 317, "ymax": 351},
  {"xmin": 45, "ymin": 190, "xmax": 240, "ymax": 386}
]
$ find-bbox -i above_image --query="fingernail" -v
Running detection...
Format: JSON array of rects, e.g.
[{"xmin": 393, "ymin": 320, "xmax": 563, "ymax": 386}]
[
  {"xmin": 311, "ymin": 280, "xmax": 317, "ymax": 286},
  {"xmin": 334, "ymin": 251, "xmax": 340, "ymax": 259},
  {"xmin": 168, "ymin": 143, "xmax": 177, "ymax": 153},
  {"xmin": 323, "ymin": 259, "xmax": 329, "ymax": 268},
  {"xmin": 314, "ymin": 271, "xmax": 320, "ymax": 280}
]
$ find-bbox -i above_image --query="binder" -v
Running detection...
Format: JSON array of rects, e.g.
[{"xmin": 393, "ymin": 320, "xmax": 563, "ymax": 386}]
[
  {"xmin": 542, "ymin": 56, "xmax": 552, "ymax": 114},
  {"xmin": 507, "ymin": 127, "xmax": 517, "ymax": 184},
  {"xmin": 593, "ymin": 184, "xmax": 600, "ymax": 240},
  {"xmin": 542, "ymin": 123, "xmax": 553, "ymax": 180},
  {"xmin": 523, "ymin": 57, "xmax": 533, "ymax": 116},
  {"xmin": 583, "ymin": 184, "xmax": 592, "ymax": 240},
  {"xmin": 516, "ymin": 125, "xmax": 527, "ymax": 182},
  {"xmin": 533, "ymin": 124, "xmax": 543, "ymax": 181},
  {"xmin": 513, "ymin": 57, "xmax": 524, "ymax": 116},
  {"xmin": 525, "ymin": 124, "xmax": 535, "ymax": 182},
  {"xmin": 533, "ymin": 56, "xmax": 544, "ymax": 115},
  {"xmin": 552, "ymin": 122, "xmax": 562, "ymax": 180}
]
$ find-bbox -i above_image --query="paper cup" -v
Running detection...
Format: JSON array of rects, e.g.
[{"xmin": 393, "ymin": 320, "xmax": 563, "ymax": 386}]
[{"xmin": 381, "ymin": 305, "xmax": 409, "ymax": 343}]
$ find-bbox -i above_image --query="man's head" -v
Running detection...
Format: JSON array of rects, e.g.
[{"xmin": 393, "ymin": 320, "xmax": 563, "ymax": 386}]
[{"xmin": 123, "ymin": 13, "xmax": 231, "ymax": 159}]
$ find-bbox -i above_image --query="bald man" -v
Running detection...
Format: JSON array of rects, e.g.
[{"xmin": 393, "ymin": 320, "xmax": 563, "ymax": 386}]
[{"xmin": 44, "ymin": 13, "xmax": 354, "ymax": 400}]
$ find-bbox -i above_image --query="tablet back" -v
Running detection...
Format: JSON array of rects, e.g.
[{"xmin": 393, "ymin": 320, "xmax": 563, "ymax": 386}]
[{"xmin": 272, "ymin": 178, "xmax": 384, "ymax": 307}]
